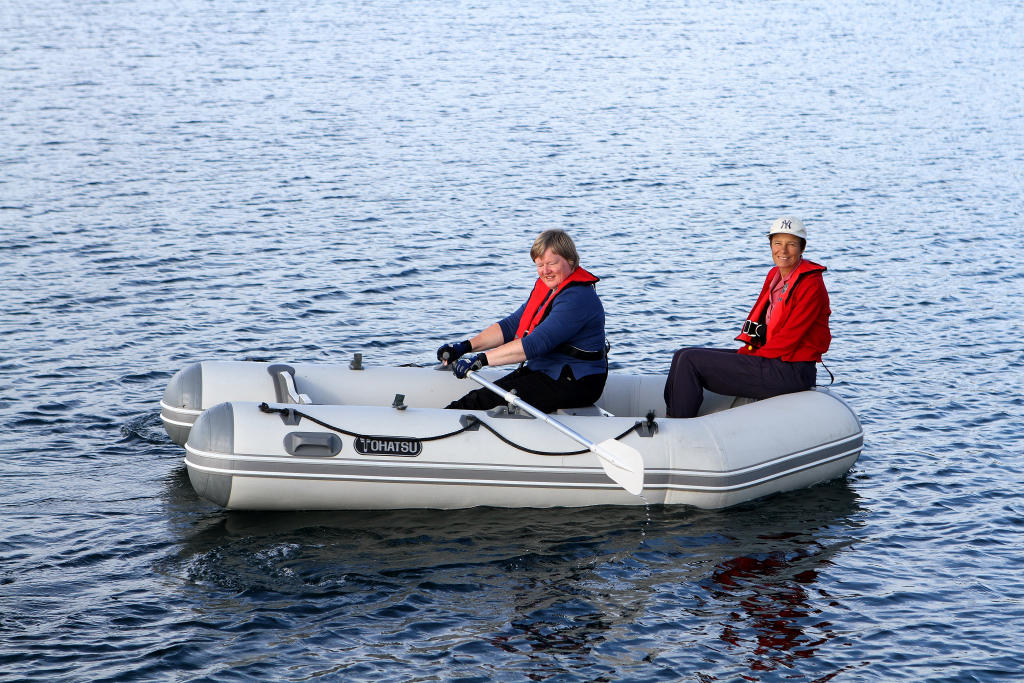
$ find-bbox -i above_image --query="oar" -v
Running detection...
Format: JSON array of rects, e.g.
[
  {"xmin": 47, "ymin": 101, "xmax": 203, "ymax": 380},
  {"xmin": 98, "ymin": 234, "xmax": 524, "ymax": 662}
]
[{"xmin": 466, "ymin": 370, "xmax": 644, "ymax": 495}]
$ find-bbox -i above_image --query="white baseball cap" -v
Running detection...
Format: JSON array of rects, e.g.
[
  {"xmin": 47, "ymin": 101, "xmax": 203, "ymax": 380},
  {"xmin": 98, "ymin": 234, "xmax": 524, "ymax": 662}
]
[{"xmin": 768, "ymin": 216, "xmax": 807, "ymax": 240}]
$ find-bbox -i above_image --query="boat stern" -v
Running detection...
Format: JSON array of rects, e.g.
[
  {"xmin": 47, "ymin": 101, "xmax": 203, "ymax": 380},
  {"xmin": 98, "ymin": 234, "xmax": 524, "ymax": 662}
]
[
  {"xmin": 184, "ymin": 401, "xmax": 235, "ymax": 507},
  {"xmin": 160, "ymin": 362, "xmax": 203, "ymax": 445}
]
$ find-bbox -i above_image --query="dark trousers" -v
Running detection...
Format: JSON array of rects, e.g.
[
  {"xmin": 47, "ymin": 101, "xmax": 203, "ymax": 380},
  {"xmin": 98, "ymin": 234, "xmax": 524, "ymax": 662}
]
[
  {"xmin": 446, "ymin": 365, "xmax": 607, "ymax": 413},
  {"xmin": 663, "ymin": 347, "xmax": 816, "ymax": 418}
]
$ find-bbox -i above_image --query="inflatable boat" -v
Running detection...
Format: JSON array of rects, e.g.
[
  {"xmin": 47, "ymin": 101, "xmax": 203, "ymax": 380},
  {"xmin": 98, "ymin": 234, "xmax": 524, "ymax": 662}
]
[{"xmin": 161, "ymin": 357, "xmax": 862, "ymax": 510}]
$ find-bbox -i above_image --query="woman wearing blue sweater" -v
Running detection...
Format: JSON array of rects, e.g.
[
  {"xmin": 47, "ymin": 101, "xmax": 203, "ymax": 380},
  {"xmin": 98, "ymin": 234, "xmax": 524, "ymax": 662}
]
[{"xmin": 438, "ymin": 229, "xmax": 608, "ymax": 413}]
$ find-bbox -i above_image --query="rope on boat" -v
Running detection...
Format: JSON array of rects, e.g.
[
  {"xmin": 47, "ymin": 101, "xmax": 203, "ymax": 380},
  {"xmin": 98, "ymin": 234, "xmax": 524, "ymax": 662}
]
[
  {"xmin": 818, "ymin": 360, "xmax": 836, "ymax": 386},
  {"xmin": 257, "ymin": 402, "xmax": 648, "ymax": 457},
  {"xmin": 468, "ymin": 418, "xmax": 642, "ymax": 457}
]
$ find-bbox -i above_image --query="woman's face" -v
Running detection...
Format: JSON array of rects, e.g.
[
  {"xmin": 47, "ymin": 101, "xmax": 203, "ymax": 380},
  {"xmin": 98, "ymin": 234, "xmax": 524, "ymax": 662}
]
[
  {"xmin": 535, "ymin": 248, "xmax": 575, "ymax": 290},
  {"xmin": 771, "ymin": 233, "xmax": 805, "ymax": 277}
]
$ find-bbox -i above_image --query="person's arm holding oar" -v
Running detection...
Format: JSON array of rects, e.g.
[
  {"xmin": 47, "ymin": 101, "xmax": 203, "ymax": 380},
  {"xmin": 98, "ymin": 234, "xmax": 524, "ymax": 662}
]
[{"xmin": 437, "ymin": 324, "xmax": 526, "ymax": 369}]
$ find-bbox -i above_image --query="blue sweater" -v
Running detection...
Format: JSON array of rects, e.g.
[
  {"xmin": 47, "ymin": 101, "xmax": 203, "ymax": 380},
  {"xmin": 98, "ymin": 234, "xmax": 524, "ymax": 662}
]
[{"xmin": 498, "ymin": 283, "xmax": 607, "ymax": 380}]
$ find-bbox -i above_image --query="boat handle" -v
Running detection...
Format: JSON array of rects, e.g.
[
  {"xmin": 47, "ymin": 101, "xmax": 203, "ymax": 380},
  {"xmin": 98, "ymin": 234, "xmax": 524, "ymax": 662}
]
[{"xmin": 284, "ymin": 432, "xmax": 343, "ymax": 457}]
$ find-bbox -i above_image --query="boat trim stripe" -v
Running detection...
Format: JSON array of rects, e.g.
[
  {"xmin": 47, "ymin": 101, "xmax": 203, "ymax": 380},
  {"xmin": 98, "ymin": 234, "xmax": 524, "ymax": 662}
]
[
  {"xmin": 184, "ymin": 432, "xmax": 862, "ymax": 493},
  {"xmin": 160, "ymin": 414, "xmax": 195, "ymax": 428},
  {"xmin": 160, "ymin": 400, "xmax": 202, "ymax": 417}
]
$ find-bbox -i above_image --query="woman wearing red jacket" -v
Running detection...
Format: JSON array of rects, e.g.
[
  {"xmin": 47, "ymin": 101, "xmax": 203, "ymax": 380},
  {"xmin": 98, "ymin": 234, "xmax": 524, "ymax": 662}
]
[{"xmin": 664, "ymin": 217, "xmax": 831, "ymax": 418}]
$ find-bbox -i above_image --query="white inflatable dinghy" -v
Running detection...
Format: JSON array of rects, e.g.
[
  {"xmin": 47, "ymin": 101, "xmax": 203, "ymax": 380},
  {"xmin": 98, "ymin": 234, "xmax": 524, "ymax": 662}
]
[{"xmin": 161, "ymin": 357, "xmax": 862, "ymax": 510}]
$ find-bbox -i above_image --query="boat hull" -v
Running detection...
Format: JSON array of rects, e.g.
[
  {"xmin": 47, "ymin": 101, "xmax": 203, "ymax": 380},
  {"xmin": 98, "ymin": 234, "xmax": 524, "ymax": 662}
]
[{"xmin": 181, "ymin": 377, "xmax": 863, "ymax": 510}]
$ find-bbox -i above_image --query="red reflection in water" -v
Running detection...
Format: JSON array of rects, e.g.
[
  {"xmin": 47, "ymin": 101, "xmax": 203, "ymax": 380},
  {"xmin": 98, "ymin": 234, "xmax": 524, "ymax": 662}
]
[{"xmin": 709, "ymin": 548, "xmax": 838, "ymax": 679}]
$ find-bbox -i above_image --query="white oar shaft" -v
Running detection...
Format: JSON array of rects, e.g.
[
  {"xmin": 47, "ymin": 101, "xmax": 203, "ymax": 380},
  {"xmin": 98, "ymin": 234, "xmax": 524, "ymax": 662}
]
[{"xmin": 466, "ymin": 371, "xmax": 629, "ymax": 470}]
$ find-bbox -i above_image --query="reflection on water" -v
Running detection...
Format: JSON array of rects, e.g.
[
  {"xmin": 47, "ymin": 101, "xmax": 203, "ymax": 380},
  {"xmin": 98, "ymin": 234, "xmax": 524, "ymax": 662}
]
[
  {"xmin": 159, "ymin": 475, "xmax": 862, "ymax": 679},
  {"xmin": 709, "ymin": 542, "xmax": 843, "ymax": 675}
]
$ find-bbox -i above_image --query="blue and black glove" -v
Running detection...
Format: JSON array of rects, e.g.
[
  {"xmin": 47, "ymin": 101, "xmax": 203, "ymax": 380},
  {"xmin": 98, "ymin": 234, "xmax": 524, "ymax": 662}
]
[
  {"xmin": 453, "ymin": 353, "xmax": 488, "ymax": 379},
  {"xmin": 437, "ymin": 340, "xmax": 472, "ymax": 364}
]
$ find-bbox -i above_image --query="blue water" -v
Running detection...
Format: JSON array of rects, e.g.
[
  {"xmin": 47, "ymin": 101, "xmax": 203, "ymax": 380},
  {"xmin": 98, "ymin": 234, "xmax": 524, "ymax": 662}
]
[{"xmin": 3, "ymin": 0, "xmax": 1023, "ymax": 680}]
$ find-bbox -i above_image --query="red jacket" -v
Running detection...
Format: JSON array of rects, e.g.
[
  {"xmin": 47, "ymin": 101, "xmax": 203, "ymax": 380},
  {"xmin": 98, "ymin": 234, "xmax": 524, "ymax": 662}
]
[
  {"xmin": 514, "ymin": 267, "xmax": 600, "ymax": 339},
  {"xmin": 736, "ymin": 259, "xmax": 831, "ymax": 362}
]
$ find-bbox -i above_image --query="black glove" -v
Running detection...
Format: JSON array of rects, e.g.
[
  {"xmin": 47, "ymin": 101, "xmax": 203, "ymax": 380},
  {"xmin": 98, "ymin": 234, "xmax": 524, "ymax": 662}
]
[
  {"xmin": 453, "ymin": 353, "xmax": 488, "ymax": 379},
  {"xmin": 437, "ymin": 340, "xmax": 472, "ymax": 364}
]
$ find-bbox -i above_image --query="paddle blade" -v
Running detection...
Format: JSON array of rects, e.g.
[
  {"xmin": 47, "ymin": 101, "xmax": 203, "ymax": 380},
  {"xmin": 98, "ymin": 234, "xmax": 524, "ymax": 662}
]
[{"xmin": 593, "ymin": 439, "xmax": 644, "ymax": 496}]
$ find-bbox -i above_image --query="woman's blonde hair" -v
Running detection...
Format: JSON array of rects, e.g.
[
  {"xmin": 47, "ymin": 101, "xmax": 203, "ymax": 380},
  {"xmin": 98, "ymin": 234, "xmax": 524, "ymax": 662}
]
[{"xmin": 530, "ymin": 229, "xmax": 579, "ymax": 269}]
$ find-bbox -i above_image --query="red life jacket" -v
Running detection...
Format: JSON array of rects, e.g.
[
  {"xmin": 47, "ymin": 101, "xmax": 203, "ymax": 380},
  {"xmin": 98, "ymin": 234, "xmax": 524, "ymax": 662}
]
[
  {"xmin": 514, "ymin": 267, "xmax": 600, "ymax": 339},
  {"xmin": 735, "ymin": 259, "xmax": 831, "ymax": 362}
]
